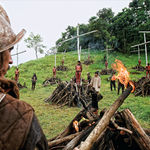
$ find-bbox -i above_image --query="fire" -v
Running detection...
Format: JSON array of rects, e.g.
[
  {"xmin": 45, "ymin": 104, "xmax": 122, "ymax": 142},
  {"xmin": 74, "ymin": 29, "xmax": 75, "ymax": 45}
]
[
  {"xmin": 73, "ymin": 120, "xmax": 79, "ymax": 132},
  {"xmin": 112, "ymin": 59, "xmax": 135, "ymax": 93}
]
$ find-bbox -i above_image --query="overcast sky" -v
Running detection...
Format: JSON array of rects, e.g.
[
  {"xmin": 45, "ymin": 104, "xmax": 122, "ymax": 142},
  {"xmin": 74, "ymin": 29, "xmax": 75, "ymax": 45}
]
[{"xmin": 1, "ymin": 0, "xmax": 132, "ymax": 66}]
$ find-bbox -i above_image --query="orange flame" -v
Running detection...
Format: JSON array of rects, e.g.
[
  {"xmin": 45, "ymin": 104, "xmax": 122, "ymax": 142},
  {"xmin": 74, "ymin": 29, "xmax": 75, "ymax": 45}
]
[
  {"xmin": 73, "ymin": 120, "xmax": 79, "ymax": 132},
  {"xmin": 112, "ymin": 59, "xmax": 135, "ymax": 93}
]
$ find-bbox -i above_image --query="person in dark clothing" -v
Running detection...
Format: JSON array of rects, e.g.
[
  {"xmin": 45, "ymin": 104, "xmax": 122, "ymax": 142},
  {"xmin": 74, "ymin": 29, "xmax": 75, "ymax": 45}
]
[
  {"xmin": 110, "ymin": 72, "xmax": 116, "ymax": 91},
  {"xmin": 118, "ymin": 80, "xmax": 125, "ymax": 95},
  {"xmin": 32, "ymin": 73, "xmax": 37, "ymax": 90},
  {"xmin": 87, "ymin": 72, "xmax": 91, "ymax": 84},
  {"xmin": 0, "ymin": 5, "xmax": 48, "ymax": 150}
]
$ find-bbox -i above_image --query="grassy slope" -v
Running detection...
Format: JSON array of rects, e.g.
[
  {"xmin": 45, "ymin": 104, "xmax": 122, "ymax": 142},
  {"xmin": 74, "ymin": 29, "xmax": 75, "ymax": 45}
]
[{"xmin": 7, "ymin": 50, "xmax": 150, "ymax": 139}]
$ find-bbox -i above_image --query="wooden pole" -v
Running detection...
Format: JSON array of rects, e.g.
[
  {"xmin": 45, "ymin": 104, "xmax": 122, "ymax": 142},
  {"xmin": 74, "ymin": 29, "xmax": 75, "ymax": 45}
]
[
  {"xmin": 17, "ymin": 45, "xmax": 18, "ymax": 68},
  {"xmin": 77, "ymin": 24, "xmax": 80, "ymax": 61},
  {"xmin": 139, "ymin": 31, "xmax": 150, "ymax": 65},
  {"xmin": 138, "ymin": 45, "xmax": 140, "ymax": 60},
  {"xmin": 79, "ymin": 86, "xmax": 132, "ymax": 150},
  {"xmin": 144, "ymin": 33, "xmax": 148, "ymax": 65}
]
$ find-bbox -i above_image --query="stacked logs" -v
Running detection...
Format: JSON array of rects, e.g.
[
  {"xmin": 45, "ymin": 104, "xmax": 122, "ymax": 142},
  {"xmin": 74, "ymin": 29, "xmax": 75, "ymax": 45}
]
[
  {"xmin": 134, "ymin": 77, "xmax": 150, "ymax": 96},
  {"xmin": 57, "ymin": 65, "xmax": 68, "ymax": 71},
  {"xmin": 48, "ymin": 108, "xmax": 150, "ymax": 150},
  {"xmin": 100, "ymin": 69, "xmax": 114, "ymax": 75},
  {"xmin": 43, "ymin": 77, "xmax": 61, "ymax": 86},
  {"xmin": 17, "ymin": 82, "xmax": 27, "ymax": 89},
  {"xmin": 132, "ymin": 65, "xmax": 145, "ymax": 71},
  {"xmin": 44, "ymin": 81, "xmax": 100, "ymax": 107},
  {"xmin": 83, "ymin": 60, "xmax": 94, "ymax": 65}
]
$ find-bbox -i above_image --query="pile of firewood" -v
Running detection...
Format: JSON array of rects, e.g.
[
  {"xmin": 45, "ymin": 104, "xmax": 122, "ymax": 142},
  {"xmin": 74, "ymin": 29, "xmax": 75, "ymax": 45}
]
[
  {"xmin": 132, "ymin": 65, "xmax": 145, "ymax": 71},
  {"xmin": 83, "ymin": 59, "xmax": 94, "ymax": 65},
  {"xmin": 43, "ymin": 77, "xmax": 61, "ymax": 86},
  {"xmin": 48, "ymin": 85, "xmax": 150, "ymax": 150},
  {"xmin": 134, "ymin": 77, "xmax": 150, "ymax": 96},
  {"xmin": 17, "ymin": 82, "xmax": 27, "ymax": 89},
  {"xmin": 48, "ymin": 108, "xmax": 150, "ymax": 150},
  {"xmin": 44, "ymin": 81, "xmax": 102, "ymax": 107},
  {"xmin": 100, "ymin": 69, "xmax": 114, "ymax": 75},
  {"xmin": 57, "ymin": 65, "xmax": 68, "ymax": 71}
]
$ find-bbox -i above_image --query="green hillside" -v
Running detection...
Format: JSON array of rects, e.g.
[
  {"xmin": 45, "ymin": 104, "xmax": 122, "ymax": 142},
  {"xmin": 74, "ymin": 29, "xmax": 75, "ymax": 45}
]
[{"xmin": 7, "ymin": 50, "xmax": 150, "ymax": 139}]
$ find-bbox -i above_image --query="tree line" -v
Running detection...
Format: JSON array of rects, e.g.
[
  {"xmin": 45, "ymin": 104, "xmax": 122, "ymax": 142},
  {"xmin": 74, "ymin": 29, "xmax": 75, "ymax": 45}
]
[{"xmin": 56, "ymin": 0, "xmax": 150, "ymax": 53}]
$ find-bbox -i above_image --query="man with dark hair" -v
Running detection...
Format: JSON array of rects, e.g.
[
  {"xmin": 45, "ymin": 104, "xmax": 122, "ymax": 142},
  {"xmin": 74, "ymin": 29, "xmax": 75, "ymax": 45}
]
[
  {"xmin": 110, "ymin": 72, "xmax": 116, "ymax": 91},
  {"xmin": 32, "ymin": 73, "xmax": 37, "ymax": 90},
  {"xmin": 90, "ymin": 71, "xmax": 101, "ymax": 114},
  {"xmin": 87, "ymin": 72, "xmax": 91, "ymax": 84},
  {"xmin": 0, "ymin": 5, "xmax": 48, "ymax": 150},
  {"xmin": 75, "ymin": 61, "xmax": 82, "ymax": 85},
  {"xmin": 118, "ymin": 80, "xmax": 125, "ymax": 95}
]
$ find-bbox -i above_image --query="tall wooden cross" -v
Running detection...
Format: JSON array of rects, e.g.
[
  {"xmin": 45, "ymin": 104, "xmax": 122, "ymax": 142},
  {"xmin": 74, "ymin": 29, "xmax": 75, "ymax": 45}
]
[
  {"xmin": 139, "ymin": 31, "xmax": 150, "ymax": 65},
  {"xmin": 101, "ymin": 47, "xmax": 114, "ymax": 62},
  {"xmin": 57, "ymin": 24, "xmax": 97, "ymax": 61},
  {"xmin": 131, "ymin": 41, "xmax": 150, "ymax": 65},
  {"xmin": 11, "ymin": 45, "xmax": 26, "ymax": 67}
]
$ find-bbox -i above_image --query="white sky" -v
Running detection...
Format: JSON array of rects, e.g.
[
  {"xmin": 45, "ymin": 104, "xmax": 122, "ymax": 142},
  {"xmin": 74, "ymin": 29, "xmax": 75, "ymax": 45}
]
[{"xmin": 1, "ymin": 0, "xmax": 132, "ymax": 65}]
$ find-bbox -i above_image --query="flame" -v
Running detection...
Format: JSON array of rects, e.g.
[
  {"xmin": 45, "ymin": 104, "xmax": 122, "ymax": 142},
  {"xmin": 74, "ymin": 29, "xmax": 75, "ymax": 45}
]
[
  {"xmin": 112, "ymin": 59, "xmax": 135, "ymax": 93},
  {"xmin": 73, "ymin": 120, "xmax": 79, "ymax": 132}
]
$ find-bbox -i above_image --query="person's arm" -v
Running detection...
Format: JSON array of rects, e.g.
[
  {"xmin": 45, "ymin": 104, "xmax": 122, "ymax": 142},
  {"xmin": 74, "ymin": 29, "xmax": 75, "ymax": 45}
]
[{"xmin": 90, "ymin": 77, "xmax": 93, "ymax": 86}]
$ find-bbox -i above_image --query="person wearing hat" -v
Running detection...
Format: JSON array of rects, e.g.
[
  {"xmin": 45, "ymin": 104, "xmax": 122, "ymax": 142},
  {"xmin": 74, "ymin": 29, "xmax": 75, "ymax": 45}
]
[
  {"xmin": 0, "ymin": 5, "xmax": 48, "ymax": 150},
  {"xmin": 90, "ymin": 71, "xmax": 101, "ymax": 114}
]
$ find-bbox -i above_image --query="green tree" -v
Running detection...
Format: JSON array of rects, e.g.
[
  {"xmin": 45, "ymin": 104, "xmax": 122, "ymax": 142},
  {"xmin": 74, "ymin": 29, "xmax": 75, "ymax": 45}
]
[{"xmin": 24, "ymin": 32, "xmax": 46, "ymax": 59}]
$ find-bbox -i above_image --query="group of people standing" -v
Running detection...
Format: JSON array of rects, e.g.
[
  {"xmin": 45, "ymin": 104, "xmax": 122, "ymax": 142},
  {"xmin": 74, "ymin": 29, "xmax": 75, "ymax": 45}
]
[
  {"xmin": 15, "ymin": 67, "xmax": 37, "ymax": 90},
  {"xmin": 110, "ymin": 72, "xmax": 125, "ymax": 95}
]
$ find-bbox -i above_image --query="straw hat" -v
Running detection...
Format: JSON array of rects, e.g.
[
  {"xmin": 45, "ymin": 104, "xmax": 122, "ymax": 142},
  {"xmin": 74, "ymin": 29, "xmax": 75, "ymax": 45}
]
[{"xmin": 0, "ymin": 5, "xmax": 26, "ymax": 53}]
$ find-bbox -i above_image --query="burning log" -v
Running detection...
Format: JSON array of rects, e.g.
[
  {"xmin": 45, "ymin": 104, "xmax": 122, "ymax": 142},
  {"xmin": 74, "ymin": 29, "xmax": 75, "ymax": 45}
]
[
  {"xmin": 79, "ymin": 86, "xmax": 133, "ymax": 150},
  {"xmin": 43, "ymin": 77, "xmax": 61, "ymax": 86},
  {"xmin": 134, "ymin": 77, "xmax": 150, "ymax": 97},
  {"xmin": 56, "ymin": 65, "xmax": 68, "ymax": 71},
  {"xmin": 48, "ymin": 107, "xmax": 149, "ymax": 150}
]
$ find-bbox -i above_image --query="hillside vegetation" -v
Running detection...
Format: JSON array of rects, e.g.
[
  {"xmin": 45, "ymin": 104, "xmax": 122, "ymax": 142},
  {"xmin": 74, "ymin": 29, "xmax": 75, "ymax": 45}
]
[{"xmin": 7, "ymin": 50, "xmax": 150, "ymax": 139}]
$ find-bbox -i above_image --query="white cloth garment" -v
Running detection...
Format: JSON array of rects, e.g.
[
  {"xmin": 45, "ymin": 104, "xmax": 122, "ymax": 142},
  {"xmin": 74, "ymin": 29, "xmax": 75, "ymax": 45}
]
[{"xmin": 90, "ymin": 76, "xmax": 101, "ymax": 92}]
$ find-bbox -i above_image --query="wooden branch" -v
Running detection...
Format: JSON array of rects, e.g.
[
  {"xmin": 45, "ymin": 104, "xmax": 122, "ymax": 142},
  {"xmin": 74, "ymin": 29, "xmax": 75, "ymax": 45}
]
[
  {"xmin": 79, "ymin": 86, "xmax": 132, "ymax": 150},
  {"xmin": 48, "ymin": 132, "xmax": 80, "ymax": 148},
  {"xmin": 121, "ymin": 109, "xmax": 150, "ymax": 150},
  {"xmin": 111, "ymin": 120, "xmax": 132, "ymax": 134}
]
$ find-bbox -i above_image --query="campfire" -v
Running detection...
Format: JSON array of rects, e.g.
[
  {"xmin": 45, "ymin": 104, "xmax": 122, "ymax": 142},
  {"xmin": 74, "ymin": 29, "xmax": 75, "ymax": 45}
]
[{"xmin": 47, "ymin": 60, "xmax": 150, "ymax": 150}]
